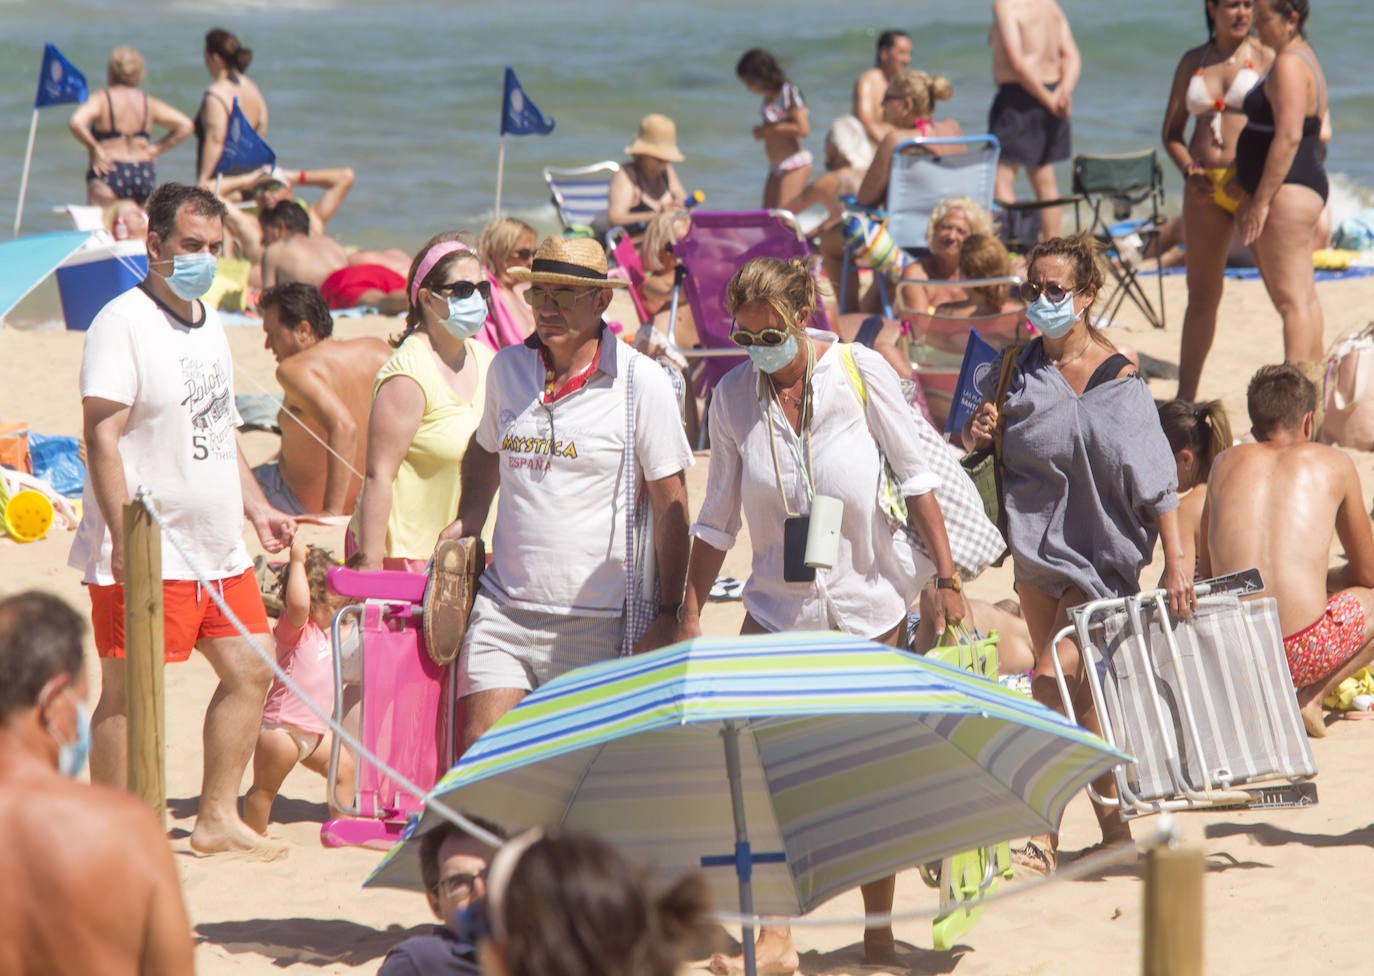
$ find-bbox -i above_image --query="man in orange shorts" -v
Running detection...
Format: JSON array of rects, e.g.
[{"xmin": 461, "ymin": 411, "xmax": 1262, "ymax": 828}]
[
  {"xmin": 1203, "ymin": 364, "xmax": 1374, "ymax": 737},
  {"xmin": 68, "ymin": 182, "xmax": 296, "ymax": 855}
]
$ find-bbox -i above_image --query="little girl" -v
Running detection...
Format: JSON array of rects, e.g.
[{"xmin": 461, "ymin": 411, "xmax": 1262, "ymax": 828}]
[
  {"xmin": 244, "ymin": 539, "xmax": 356, "ymax": 833},
  {"xmin": 736, "ymin": 48, "xmax": 811, "ymax": 209},
  {"xmin": 1158, "ymin": 399, "xmax": 1233, "ymax": 573}
]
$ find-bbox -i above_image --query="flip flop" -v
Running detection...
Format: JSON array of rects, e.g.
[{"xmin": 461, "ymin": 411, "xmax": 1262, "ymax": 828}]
[
  {"xmin": 709, "ymin": 576, "xmax": 744, "ymax": 601},
  {"xmin": 1010, "ymin": 840, "xmax": 1057, "ymax": 877},
  {"xmin": 422, "ymin": 537, "xmax": 485, "ymax": 666}
]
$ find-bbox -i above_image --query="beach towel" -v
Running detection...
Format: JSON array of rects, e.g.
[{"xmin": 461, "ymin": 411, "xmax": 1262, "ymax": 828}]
[{"xmin": 476, "ymin": 271, "xmax": 531, "ymax": 352}]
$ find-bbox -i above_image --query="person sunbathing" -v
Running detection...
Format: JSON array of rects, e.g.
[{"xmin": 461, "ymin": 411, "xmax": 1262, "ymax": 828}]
[
  {"xmin": 1203, "ymin": 363, "xmax": 1374, "ymax": 737},
  {"xmin": 259, "ymin": 200, "xmax": 408, "ymax": 313}
]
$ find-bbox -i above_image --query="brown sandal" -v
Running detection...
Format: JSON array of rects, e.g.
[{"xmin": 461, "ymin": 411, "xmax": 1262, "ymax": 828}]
[{"xmin": 423, "ymin": 538, "xmax": 484, "ymax": 665}]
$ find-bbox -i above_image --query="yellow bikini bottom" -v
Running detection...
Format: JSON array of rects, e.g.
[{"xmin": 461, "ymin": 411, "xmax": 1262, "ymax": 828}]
[{"xmin": 1203, "ymin": 166, "xmax": 1241, "ymax": 215}]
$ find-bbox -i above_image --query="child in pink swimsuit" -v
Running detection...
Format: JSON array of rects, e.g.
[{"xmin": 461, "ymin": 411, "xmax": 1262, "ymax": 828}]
[
  {"xmin": 244, "ymin": 539, "xmax": 356, "ymax": 834},
  {"xmin": 736, "ymin": 47, "xmax": 812, "ymax": 209}
]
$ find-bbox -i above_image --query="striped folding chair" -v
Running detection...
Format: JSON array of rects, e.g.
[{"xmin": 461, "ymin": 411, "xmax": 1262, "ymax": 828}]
[{"xmin": 542, "ymin": 160, "xmax": 621, "ymax": 235}]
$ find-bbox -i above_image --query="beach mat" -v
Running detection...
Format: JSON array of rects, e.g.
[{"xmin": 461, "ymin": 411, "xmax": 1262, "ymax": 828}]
[{"xmin": 0, "ymin": 231, "xmax": 93, "ymax": 324}]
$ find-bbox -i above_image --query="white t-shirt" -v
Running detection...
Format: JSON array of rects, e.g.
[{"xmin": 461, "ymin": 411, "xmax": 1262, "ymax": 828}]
[
  {"xmin": 68, "ymin": 287, "xmax": 251, "ymax": 585},
  {"xmin": 476, "ymin": 332, "xmax": 693, "ymax": 615}
]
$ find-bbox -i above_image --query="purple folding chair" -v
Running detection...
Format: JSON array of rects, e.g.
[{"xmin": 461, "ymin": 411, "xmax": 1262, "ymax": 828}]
[
  {"xmin": 665, "ymin": 210, "xmax": 832, "ymax": 401},
  {"xmin": 320, "ymin": 566, "xmax": 456, "ymax": 850}
]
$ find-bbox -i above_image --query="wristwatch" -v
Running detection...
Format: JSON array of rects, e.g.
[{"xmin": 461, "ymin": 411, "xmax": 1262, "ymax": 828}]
[{"xmin": 935, "ymin": 573, "xmax": 963, "ymax": 592}]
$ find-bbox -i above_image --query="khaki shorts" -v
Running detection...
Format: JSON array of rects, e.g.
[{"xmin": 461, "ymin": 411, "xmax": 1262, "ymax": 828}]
[{"xmin": 457, "ymin": 592, "xmax": 623, "ymax": 696}]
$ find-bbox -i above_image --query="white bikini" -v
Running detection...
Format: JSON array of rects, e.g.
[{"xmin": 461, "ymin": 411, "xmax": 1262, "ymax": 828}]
[{"xmin": 1184, "ymin": 42, "xmax": 1260, "ymax": 148}]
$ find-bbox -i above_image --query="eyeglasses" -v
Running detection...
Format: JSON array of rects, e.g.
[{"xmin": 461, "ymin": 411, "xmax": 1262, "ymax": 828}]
[
  {"xmin": 432, "ymin": 869, "xmax": 487, "ymax": 900},
  {"xmin": 1018, "ymin": 281, "xmax": 1077, "ymax": 304},
  {"xmin": 523, "ymin": 286, "xmax": 594, "ymax": 310},
  {"xmin": 728, "ymin": 324, "xmax": 792, "ymax": 348},
  {"xmin": 509, "ymin": 248, "xmax": 536, "ymax": 262},
  {"xmin": 429, "ymin": 280, "xmax": 492, "ymax": 301}
]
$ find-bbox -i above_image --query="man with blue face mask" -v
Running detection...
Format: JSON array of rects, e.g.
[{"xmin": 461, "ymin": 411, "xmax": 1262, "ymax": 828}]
[
  {"xmin": 69, "ymin": 181, "xmax": 295, "ymax": 857},
  {"xmin": 0, "ymin": 590, "xmax": 196, "ymax": 974}
]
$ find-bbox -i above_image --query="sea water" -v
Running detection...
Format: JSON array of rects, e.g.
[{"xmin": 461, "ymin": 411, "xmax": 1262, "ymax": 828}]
[{"xmin": 2, "ymin": 0, "xmax": 1371, "ymax": 251}]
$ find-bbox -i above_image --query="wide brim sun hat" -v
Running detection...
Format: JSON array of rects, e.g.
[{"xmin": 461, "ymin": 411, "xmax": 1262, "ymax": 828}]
[{"xmin": 624, "ymin": 113, "xmax": 685, "ymax": 163}]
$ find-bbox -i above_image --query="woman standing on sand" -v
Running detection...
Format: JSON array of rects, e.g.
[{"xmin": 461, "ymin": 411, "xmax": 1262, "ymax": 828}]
[
  {"xmin": 195, "ymin": 28, "xmax": 269, "ymax": 185},
  {"xmin": 1162, "ymin": 0, "xmax": 1274, "ymax": 401},
  {"xmin": 736, "ymin": 48, "xmax": 812, "ymax": 209}
]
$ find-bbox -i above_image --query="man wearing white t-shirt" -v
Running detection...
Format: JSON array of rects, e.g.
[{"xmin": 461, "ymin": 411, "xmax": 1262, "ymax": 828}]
[
  {"xmin": 69, "ymin": 182, "xmax": 295, "ymax": 856},
  {"xmin": 443, "ymin": 237, "xmax": 693, "ymax": 750}
]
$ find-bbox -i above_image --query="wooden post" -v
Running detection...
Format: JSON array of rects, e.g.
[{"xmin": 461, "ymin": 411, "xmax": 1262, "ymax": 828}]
[
  {"xmin": 1143, "ymin": 844, "xmax": 1204, "ymax": 976},
  {"xmin": 123, "ymin": 494, "xmax": 166, "ymax": 824}
]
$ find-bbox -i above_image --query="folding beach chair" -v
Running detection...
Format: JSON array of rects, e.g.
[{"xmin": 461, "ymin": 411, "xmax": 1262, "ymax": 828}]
[
  {"xmin": 542, "ymin": 160, "xmax": 620, "ymax": 236},
  {"xmin": 664, "ymin": 209, "xmax": 830, "ymax": 406},
  {"xmin": 606, "ymin": 227, "xmax": 651, "ymax": 325},
  {"xmin": 1072, "ymin": 150, "xmax": 1167, "ymax": 329},
  {"xmin": 1051, "ymin": 575, "xmax": 1318, "ymax": 821},
  {"xmin": 320, "ymin": 566, "xmax": 456, "ymax": 849},
  {"xmin": 840, "ymin": 134, "xmax": 1001, "ymax": 315}
]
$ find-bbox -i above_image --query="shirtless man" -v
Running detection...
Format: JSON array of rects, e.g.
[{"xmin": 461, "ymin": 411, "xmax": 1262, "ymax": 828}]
[
  {"xmin": 0, "ymin": 590, "xmax": 195, "ymax": 975},
  {"xmin": 220, "ymin": 164, "xmax": 356, "ymax": 267},
  {"xmin": 989, "ymin": 0, "xmax": 1081, "ymax": 238},
  {"xmin": 254, "ymin": 282, "xmax": 391, "ymax": 516},
  {"xmin": 259, "ymin": 200, "xmax": 409, "ymax": 313},
  {"xmin": 852, "ymin": 29, "xmax": 912, "ymax": 147},
  {"xmin": 1202, "ymin": 364, "xmax": 1374, "ymax": 737}
]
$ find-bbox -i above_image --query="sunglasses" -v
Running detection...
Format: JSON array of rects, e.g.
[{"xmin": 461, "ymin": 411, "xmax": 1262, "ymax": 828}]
[
  {"xmin": 431, "ymin": 869, "xmax": 487, "ymax": 901},
  {"xmin": 728, "ymin": 324, "xmax": 792, "ymax": 348},
  {"xmin": 523, "ymin": 286, "xmax": 594, "ymax": 310},
  {"xmin": 509, "ymin": 248, "xmax": 536, "ymax": 261},
  {"xmin": 429, "ymin": 280, "xmax": 492, "ymax": 301},
  {"xmin": 1018, "ymin": 281, "xmax": 1077, "ymax": 304}
]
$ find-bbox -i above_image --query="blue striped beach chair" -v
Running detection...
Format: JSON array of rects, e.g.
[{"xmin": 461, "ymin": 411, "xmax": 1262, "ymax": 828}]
[{"xmin": 542, "ymin": 160, "xmax": 620, "ymax": 235}]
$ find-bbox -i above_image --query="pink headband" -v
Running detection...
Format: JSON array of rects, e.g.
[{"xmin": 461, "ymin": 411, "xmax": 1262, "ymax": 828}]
[{"xmin": 410, "ymin": 241, "xmax": 475, "ymax": 305}]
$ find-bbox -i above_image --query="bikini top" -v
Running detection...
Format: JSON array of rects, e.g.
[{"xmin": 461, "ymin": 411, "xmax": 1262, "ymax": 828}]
[
  {"xmin": 1183, "ymin": 45, "xmax": 1260, "ymax": 149},
  {"xmin": 91, "ymin": 89, "xmax": 150, "ymax": 142},
  {"xmin": 761, "ymin": 82, "xmax": 803, "ymax": 125},
  {"xmin": 1241, "ymin": 47, "xmax": 1325, "ymax": 136}
]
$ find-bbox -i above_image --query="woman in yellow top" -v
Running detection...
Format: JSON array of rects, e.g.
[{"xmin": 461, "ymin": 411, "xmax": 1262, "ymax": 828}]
[{"xmin": 350, "ymin": 233, "xmax": 494, "ymax": 572}]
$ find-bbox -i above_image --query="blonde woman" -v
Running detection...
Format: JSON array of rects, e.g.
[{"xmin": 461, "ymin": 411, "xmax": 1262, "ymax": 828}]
[
  {"xmin": 476, "ymin": 216, "xmax": 537, "ymax": 348},
  {"xmin": 855, "ymin": 69, "xmax": 961, "ymax": 209}
]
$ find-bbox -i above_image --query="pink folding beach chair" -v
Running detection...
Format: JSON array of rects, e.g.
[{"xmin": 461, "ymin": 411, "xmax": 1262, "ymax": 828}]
[
  {"xmin": 607, "ymin": 229, "xmax": 651, "ymax": 325},
  {"xmin": 320, "ymin": 566, "xmax": 455, "ymax": 850},
  {"xmin": 664, "ymin": 209, "xmax": 832, "ymax": 401}
]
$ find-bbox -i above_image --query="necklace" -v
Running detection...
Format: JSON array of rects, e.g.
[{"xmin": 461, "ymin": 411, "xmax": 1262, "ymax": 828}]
[
  {"xmin": 1051, "ymin": 333, "xmax": 1093, "ymax": 370},
  {"xmin": 771, "ymin": 384, "xmax": 805, "ymax": 405}
]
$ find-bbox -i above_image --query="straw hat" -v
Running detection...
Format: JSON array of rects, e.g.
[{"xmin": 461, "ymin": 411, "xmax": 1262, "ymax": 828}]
[
  {"xmin": 508, "ymin": 237, "xmax": 628, "ymax": 289},
  {"xmin": 624, "ymin": 114, "xmax": 684, "ymax": 163}
]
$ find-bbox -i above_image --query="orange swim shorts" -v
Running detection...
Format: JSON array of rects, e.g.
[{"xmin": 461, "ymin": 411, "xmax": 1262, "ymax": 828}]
[
  {"xmin": 89, "ymin": 567, "xmax": 269, "ymax": 663},
  {"xmin": 1282, "ymin": 590, "xmax": 1367, "ymax": 689}
]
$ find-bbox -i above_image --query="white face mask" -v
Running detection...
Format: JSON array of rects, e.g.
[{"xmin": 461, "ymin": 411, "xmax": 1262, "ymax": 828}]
[{"xmin": 440, "ymin": 291, "xmax": 489, "ymax": 340}]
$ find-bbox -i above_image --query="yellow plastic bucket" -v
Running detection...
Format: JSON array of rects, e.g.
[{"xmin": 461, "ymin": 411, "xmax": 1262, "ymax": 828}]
[{"xmin": 4, "ymin": 489, "xmax": 54, "ymax": 543}]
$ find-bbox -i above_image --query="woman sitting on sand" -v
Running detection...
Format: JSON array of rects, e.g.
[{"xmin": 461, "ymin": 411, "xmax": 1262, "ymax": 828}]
[
  {"xmin": 68, "ymin": 46, "xmax": 193, "ymax": 207},
  {"xmin": 607, "ymin": 114, "xmax": 687, "ymax": 241},
  {"xmin": 476, "ymin": 216, "xmax": 537, "ymax": 349},
  {"xmin": 350, "ymin": 234, "xmax": 494, "ymax": 572},
  {"xmin": 195, "ymin": 27, "xmax": 269, "ymax": 185}
]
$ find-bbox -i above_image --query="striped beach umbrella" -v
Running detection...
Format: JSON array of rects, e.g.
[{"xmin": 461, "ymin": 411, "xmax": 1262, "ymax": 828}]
[{"xmin": 367, "ymin": 631, "xmax": 1125, "ymax": 923}]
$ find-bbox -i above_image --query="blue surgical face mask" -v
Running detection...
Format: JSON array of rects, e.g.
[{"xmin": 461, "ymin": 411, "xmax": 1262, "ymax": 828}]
[
  {"xmin": 47, "ymin": 691, "xmax": 91, "ymax": 778},
  {"xmin": 158, "ymin": 252, "xmax": 219, "ymax": 301},
  {"xmin": 441, "ymin": 292, "xmax": 489, "ymax": 340},
  {"xmin": 1026, "ymin": 291, "xmax": 1080, "ymax": 339},
  {"xmin": 747, "ymin": 333, "xmax": 800, "ymax": 374}
]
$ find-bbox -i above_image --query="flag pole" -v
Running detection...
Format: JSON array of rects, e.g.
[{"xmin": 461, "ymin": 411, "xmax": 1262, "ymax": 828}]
[
  {"xmin": 494, "ymin": 134, "xmax": 506, "ymax": 217},
  {"xmin": 13, "ymin": 109, "xmax": 39, "ymax": 238}
]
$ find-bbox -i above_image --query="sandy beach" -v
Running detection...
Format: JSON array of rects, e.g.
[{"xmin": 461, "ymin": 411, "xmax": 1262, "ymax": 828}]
[{"xmin": 4, "ymin": 270, "xmax": 1374, "ymax": 975}]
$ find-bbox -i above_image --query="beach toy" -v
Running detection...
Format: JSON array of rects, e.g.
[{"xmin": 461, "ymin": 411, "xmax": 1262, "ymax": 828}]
[
  {"xmin": 3, "ymin": 488, "xmax": 54, "ymax": 543},
  {"xmin": 841, "ymin": 211, "xmax": 910, "ymax": 278}
]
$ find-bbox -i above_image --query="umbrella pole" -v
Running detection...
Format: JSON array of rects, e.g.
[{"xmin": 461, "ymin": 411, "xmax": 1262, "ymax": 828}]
[{"xmin": 722, "ymin": 722, "xmax": 758, "ymax": 976}]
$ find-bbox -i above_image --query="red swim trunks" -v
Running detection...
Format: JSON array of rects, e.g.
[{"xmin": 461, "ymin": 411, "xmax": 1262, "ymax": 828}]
[
  {"xmin": 1282, "ymin": 590, "xmax": 1367, "ymax": 689},
  {"xmin": 319, "ymin": 264, "xmax": 406, "ymax": 310},
  {"xmin": 89, "ymin": 567, "xmax": 269, "ymax": 662}
]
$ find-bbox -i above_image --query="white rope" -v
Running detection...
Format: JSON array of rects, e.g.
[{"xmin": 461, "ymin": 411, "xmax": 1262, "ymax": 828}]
[
  {"xmin": 233, "ymin": 362, "xmax": 366, "ymax": 481},
  {"xmin": 138, "ymin": 488, "xmax": 1170, "ymax": 926}
]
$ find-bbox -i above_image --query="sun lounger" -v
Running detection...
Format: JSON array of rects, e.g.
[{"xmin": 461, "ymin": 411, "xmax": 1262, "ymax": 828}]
[
  {"xmin": 320, "ymin": 566, "xmax": 456, "ymax": 849},
  {"xmin": 1051, "ymin": 580, "xmax": 1318, "ymax": 820}
]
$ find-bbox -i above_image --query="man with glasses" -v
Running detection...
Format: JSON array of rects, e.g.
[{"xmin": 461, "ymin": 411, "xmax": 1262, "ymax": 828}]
[
  {"xmin": 444, "ymin": 237, "xmax": 694, "ymax": 750},
  {"xmin": 378, "ymin": 816, "xmax": 505, "ymax": 975}
]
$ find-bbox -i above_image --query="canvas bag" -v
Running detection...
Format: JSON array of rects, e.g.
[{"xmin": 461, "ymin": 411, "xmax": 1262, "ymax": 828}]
[
  {"xmin": 958, "ymin": 346, "xmax": 1019, "ymax": 543},
  {"xmin": 838, "ymin": 345, "xmax": 1006, "ymax": 580},
  {"xmin": 1320, "ymin": 324, "xmax": 1374, "ymax": 450}
]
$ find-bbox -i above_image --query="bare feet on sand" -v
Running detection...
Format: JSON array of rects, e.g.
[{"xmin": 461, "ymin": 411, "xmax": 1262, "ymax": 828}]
[
  {"xmin": 864, "ymin": 927, "xmax": 903, "ymax": 966},
  {"xmin": 1299, "ymin": 697, "xmax": 1328, "ymax": 738},
  {"xmin": 709, "ymin": 926, "xmax": 799, "ymax": 976},
  {"xmin": 190, "ymin": 817, "xmax": 290, "ymax": 860}
]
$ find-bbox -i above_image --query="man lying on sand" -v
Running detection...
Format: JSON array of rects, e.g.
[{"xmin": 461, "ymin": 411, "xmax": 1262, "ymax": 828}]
[
  {"xmin": 259, "ymin": 200, "xmax": 410, "ymax": 313},
  {"xmin": 1203, "ymin": 363, "xmax": 1374, "ymax": 737}
]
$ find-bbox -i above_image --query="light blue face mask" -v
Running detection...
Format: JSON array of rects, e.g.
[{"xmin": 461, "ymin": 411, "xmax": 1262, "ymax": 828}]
[
  {"xmin": 1026, "ymin": 290, "xmax": 1080, "ymax": 339},
  {"xmin": 747, "ymin": 333, "xmax": 800, "ymax": 374},
  {"xmin": 47, "ymin": 692, "xmax": 91, "ymax": 778},
  {"xmin": 159, "ymin": 252, "xmax": 219, "ymax": 301},
  {"xmin": 441, "ymin": 291, "xmax": 489, "ymax": 340}
]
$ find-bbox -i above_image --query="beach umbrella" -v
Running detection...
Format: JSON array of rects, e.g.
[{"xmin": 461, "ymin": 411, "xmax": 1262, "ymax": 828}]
[{"xmin": 366, "ymin": 632, "xmax": 1125, "ymax": 973}]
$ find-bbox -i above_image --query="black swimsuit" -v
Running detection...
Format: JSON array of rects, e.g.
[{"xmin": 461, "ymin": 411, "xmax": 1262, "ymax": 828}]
[
  {"xmin": 1234, "ymin": 49, "xmax": 1328, "ymax": 202},
  {"xmin": 87, "ymin": 90, "xmax": 156, "ymax": 204},
  {"xmin": 193, "ymin": 90, "xmax": 234, "ymax": 180}
]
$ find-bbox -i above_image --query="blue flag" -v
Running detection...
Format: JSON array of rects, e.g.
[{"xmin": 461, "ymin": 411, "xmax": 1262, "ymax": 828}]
[
  {"xmin": 34, "ymin": 44, "xmax": 88, "ymax": 109},
  {"xmin": 945, "ymin": 330, "xmax": 1001, "ymax": 437},
  {"xmin": 214, "ymin": 99, "xmax": 276, "ymax": 176},
  {"xmin": 500, "ymin": 67, "xmax": 554, "ymax": 136}
]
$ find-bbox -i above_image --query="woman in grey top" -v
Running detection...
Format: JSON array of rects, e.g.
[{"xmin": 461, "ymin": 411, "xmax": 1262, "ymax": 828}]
[{"xmin": 965, "ymin": 234, "xmax": 1192, "ymax": 870}]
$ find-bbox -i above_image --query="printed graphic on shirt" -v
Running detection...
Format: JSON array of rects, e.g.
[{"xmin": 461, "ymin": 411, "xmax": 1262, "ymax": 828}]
[{"xmin": 181, "ymin": 357, "xmax": 236, "ymax": 461}]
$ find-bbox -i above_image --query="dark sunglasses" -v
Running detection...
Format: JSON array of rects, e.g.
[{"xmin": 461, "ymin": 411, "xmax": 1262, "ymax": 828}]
[
  {"xmin": 729, "ymin": 324, "xmax": 792, "ymax": 348},
  {"xmin": 1018, "ymin": 281, "xmax": 1076, "ymax": 304},
  {"xmin": 509, "ymin": 248, "xmax": 536, "ymax": 261},
  {"xmin": 430, "ymin": 280, "xmax": 492, "ymax": 301},
  {"xmin": 523, "ymin": 286, "xmax": 593, "ymax": 310}
]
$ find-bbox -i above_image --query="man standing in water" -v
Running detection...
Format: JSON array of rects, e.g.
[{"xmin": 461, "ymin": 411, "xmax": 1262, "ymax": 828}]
[
  {"xmin": 852, "ymin": 29, "xmax": 913, "ymax": 147},
  {"xmin": 989, "ymin": 0, "xmax": 1081, "ymax": 238}
]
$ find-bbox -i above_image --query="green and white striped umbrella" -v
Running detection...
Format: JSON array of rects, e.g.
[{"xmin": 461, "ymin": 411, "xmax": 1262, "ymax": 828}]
[{"xmin": 367, "ymin": 631, "xmax": 1126, "ymax": 918}]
